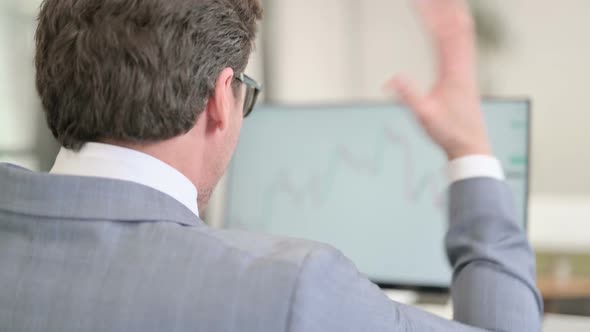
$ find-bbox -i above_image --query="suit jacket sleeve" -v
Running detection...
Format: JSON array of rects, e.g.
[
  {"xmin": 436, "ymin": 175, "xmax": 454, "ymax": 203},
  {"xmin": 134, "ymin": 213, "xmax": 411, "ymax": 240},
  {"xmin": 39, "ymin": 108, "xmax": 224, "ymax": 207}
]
[{"xmin": 287, "ymin": 178, "xmax": 543, "ymax": 332}]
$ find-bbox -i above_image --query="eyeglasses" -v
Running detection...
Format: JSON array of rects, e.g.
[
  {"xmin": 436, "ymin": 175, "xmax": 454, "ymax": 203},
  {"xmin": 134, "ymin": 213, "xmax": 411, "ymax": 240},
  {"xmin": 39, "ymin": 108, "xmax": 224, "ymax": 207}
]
[{"xmin": 235, "ymin": 73, "xmax": 262, "ymax": 118}]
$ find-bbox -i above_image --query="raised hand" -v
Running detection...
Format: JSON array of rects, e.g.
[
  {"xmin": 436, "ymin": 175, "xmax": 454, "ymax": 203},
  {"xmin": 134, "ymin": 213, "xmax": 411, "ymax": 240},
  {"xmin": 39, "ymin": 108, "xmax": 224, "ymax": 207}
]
[{"xmin": 387, "ymin": 0, "xmax": 491, "ymax": 160}]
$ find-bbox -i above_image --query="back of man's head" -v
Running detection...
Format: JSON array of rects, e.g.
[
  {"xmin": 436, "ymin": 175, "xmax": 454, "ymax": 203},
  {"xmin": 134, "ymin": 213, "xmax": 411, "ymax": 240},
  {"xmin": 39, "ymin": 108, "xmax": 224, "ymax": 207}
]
[{"xmin": 35, "ymin": 0, "xmax": 263, "ymax": 151}]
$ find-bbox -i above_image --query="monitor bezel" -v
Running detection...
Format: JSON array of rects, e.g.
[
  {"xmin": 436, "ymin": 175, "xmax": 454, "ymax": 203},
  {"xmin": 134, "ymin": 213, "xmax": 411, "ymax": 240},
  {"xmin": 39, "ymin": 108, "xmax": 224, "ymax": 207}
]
[{"xmin": 223, "ymin": 97, "xmax": 532, "ymax": 293}]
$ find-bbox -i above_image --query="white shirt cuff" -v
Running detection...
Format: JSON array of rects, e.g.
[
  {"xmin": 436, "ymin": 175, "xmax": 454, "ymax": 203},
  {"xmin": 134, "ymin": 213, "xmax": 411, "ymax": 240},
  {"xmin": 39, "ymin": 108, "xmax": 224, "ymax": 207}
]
[{"xmin": 448, "ymin": 155, "xmax": 505, "ymax": 184}]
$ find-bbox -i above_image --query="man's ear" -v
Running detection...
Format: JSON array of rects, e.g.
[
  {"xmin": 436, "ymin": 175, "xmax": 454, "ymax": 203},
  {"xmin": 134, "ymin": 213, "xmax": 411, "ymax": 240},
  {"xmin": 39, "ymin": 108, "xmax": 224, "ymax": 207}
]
[{"xmin": 206, "ymin": 67, "xmax": 236, "ymax": 132}]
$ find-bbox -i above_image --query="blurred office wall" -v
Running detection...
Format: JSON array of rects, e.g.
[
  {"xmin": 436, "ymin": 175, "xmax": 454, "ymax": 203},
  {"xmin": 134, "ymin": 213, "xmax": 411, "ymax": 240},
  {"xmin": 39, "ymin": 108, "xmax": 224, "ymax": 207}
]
[{"xmin": 0, "ymin": 0, "xmax": 58, "ymax": 171}]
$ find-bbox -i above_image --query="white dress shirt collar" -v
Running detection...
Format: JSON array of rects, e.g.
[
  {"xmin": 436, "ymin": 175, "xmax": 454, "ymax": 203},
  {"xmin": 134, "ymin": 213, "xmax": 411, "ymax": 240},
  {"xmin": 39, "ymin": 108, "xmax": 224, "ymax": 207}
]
[{"xmin": 50, "ymin": 142, "xmax": 199, "ymax": 217}]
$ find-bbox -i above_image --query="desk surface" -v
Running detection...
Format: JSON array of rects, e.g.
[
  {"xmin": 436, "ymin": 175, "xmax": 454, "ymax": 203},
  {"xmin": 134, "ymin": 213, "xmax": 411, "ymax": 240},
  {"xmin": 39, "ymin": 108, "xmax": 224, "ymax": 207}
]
[
  {"xmin": 385, "ymin": 290, "xmax": 590, "ymax": 331},
  {"xmin": 543, "ymin": 314, "xmax": 590, "ymax": 332}
]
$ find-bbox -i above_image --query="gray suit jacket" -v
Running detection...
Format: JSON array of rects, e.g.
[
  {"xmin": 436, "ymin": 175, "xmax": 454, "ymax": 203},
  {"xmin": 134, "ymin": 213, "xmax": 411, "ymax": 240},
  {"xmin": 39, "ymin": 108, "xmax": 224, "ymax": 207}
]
[{"xmin": 0, "ymin": 163, "xmax": 542, "ymax": 331}]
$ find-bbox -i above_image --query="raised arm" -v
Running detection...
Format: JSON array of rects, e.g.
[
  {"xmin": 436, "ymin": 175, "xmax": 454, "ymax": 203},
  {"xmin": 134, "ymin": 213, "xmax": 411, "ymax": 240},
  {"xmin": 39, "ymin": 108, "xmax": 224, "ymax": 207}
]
[
  {"xmin": 392, "ymin": 0, "xmax": 543, "ymax": 328},
  {"xmin": 289, "ymin": 0, "xmax": 542, "ymax": 331}
]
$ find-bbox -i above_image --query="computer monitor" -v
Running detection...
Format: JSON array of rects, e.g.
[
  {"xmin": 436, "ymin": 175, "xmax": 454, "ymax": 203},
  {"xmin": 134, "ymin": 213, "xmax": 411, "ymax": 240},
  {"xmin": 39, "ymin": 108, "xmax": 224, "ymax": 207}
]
[{"xmin": 224, "ymin": 99, "xmax": 530, "ymax": 290}]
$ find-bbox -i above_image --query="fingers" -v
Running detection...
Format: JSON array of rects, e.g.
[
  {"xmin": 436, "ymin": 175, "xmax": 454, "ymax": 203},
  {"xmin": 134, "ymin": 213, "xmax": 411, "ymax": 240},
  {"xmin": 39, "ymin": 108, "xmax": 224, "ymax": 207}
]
[
  {"xmin": 412, "ymin": 0, "xmax": 471, "ymax": 29},
  {"xmin": 411, "ymin": 0, "xmax": 477, "ymax": 84},
  {"xmin": 386, "ymin": 76, "xmax": 430, "ymax": 121},
  {"xmin": 412, "ymin": 0, "xmax": 471, "ymax": 28}
]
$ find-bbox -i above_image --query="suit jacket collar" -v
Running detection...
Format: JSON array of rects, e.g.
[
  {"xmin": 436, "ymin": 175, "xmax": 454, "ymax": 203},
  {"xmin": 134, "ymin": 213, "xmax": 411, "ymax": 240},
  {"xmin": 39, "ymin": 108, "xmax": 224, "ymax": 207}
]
[
  {"xmin": 50, "ymin": 143, "xmax": 200, "ymax": 218},
  {"xmin": 0, "ymin": 163, "xmax": 202, "ymax": 227}
]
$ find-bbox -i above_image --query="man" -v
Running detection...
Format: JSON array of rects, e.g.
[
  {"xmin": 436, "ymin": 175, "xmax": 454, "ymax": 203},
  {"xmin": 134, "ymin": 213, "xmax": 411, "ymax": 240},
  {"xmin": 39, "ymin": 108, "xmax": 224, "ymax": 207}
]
[{"xmin": 0, "ymin": 0, "xmax": 542, "ymax": 331}]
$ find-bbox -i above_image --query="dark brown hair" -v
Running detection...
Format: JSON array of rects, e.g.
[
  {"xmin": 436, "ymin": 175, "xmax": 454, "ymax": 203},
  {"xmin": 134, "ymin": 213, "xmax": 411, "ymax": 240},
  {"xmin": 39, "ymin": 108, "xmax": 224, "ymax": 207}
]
[{"xmin": 35, "ymin": 0, "xmax": 263, "ymax": 150}]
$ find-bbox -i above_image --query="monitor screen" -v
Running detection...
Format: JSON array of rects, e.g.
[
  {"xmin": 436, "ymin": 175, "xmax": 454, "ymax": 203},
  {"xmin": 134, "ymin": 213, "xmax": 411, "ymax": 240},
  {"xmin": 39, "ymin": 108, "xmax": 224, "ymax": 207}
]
[{"xmin": 224, "ymin": 100, "xmax": 530, "ymax": 289}]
